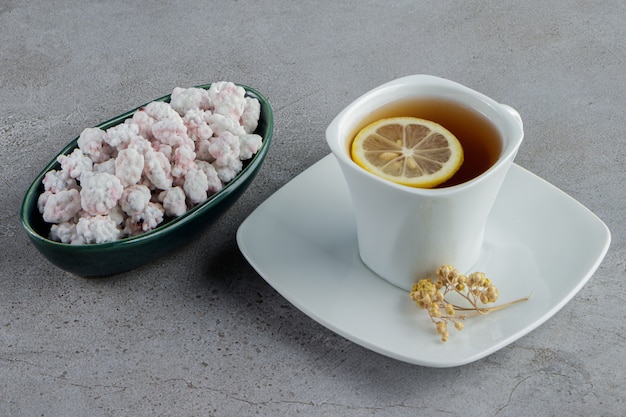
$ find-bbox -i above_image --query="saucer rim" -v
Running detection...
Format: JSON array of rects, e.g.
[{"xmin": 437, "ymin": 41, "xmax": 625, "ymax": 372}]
[{"xmin": 237, "ymin": 154, "xmax": 611, "ymax": 367}]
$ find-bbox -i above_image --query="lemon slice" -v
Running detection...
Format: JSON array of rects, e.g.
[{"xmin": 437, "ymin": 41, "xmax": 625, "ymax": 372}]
[{"xmin": 350, "ymin": 117, "xmax": 464, "ymax": 188}]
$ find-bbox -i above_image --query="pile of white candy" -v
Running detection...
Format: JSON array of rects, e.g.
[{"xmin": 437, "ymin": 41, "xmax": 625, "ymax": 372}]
[{"xmin": 38, "ymin": 82, "xmax": 262, "ymax": 244}]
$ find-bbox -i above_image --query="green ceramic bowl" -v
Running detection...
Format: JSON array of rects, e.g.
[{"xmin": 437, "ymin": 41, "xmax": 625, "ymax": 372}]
[{"xmin": 20, "ymin": 84, "xmax": 273, "ymax": 277}]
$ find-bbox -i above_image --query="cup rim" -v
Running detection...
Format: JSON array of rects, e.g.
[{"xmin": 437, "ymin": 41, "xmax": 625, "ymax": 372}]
[{"xmin": 326, "ymin": 74, "xmax": 524, "ymax": 194}]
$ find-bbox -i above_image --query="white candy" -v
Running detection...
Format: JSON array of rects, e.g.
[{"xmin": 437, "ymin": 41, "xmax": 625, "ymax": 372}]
[
  {"xmin": 40, "ymin": 82, "xmax": 262, "ymax": 243},
  {"xmin": 241, "ymin": 97, "xmax": 261, "ymax": 134},
  {"xmin": 42, "ymin": 189, "xmax": 82, "ymax": 223},
  {"xmin": 80, "ymin": 172, "xmax": 123, "ymax": 216},
  {"xmin": 183, "ymin": 168, "xmax": 209, "ymax": 205},
  {"xmin": 143, "ymin": 150, "xmax": 173, "ymax": 190},
  {"xmin": 57, "ymin": 148, "xmax": 93, "ymax": 180},
  {"xmin": 49, "ymin": 221, "xmax": 78, "ymax": 244},
  {"xmin": 119, "ymin": 184, "xmax": 151, "ymax": 216},
  {"xmin": 124, "ymin": 202, "xmax": 164, "ymax": 235},
  {"xmin": 77, "ymin": 127, "xmax": 113, "ymax": 163},
  {"xmin": 115, "ymin": 148, "xmax": 145, "ymax": 186},
  {"xmin": 42, "ymin": 170, "xmax": 77, "ymax": 193},
  {"xmin": 196, "ymin": 160, "xmax": 223, "ymax": 195},
  {"xmin": 183, "ymin": 108, "xmax": 213, "ymax": 142},
  {"xmin": 209, "ymin": 131, "xmax": 240, "ymax": 166},
  {"xmin": 170, "ymin": 87, "xmax": 210, "ymax": 116},
  {"xmin": 239, "ymin": 134, "xmax": 263, "ymax": 160},
  {"xmin": 207, "ymin": 81, "xmax": 246, "ymax": 121},
  {"xmin": 75, "ymin": 215, "xmax": 121, "ymax": 244},
  {"xmin": 105, "ymin": 122, "xmax": 141, "ymax": 150},
  {"xmin": 159, "ymin": 186, "xmax": 187, "ymax": 217}
]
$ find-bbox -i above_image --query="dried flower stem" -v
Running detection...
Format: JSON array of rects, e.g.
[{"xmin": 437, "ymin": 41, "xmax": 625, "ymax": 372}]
[
  {"xmin": 451, "ymin": 296, "xmax": 530, "ymax": 315},
  {"xmin": 409, "ymin": 265, "xmax": 530, "ymax": 342}
]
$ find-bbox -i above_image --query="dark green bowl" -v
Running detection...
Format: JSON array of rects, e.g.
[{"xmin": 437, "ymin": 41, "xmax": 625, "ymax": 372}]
[{"xmin": 20, "ymin": 84, "xmax": 273, "ymax": 277}]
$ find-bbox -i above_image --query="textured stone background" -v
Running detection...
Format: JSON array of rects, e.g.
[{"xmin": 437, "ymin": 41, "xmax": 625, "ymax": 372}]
[{"xmin": 1, "ymin": 1, "xmax": 624, "ymax": 416}]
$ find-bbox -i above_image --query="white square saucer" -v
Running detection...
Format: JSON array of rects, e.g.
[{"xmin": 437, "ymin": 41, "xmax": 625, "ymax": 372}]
[{"xmin": 237, "ymin": 155, "xmax": 610, "ymax": 367}]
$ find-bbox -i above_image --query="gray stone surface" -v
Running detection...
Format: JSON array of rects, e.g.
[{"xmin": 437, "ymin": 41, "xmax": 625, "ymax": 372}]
[{"xmin": 1, "ymin": 1, "xmax": 624, "ymax": 416}]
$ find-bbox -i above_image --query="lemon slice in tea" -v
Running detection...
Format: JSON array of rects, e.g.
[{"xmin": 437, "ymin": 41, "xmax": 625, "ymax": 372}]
[{"xmin": 350, "ymin": 117, "xmax": 464, "ymax": 188}]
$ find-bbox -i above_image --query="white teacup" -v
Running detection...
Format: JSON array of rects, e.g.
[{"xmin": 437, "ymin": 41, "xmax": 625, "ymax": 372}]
[{"xmin": 326, "ymin": 74, "xmax": 524, "ymax": 291}]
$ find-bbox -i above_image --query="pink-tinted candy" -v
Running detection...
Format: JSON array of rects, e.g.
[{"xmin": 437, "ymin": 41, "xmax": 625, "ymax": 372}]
[
  {"xmin": 93, "ymin": 159, "xmax": 116, "ymax": 175},
  {"xmin": 131, "ymin": 109, "xmax": 156, "ymax": 141},
  {"xmin": 196, "ymin": 160, "xmax": 223, "ymax": 195},
  {"xmin": 194, "ymin": 138, "xmax": 213, "ymax": 162},
  {"xmin": 79, "ymin": 172, "xmax": 124, "ymax": 216},
  {"xmin": 239, "ymin": 134, "xmax": 263, "ymax": 160},
  {"xmin": 39, "ymin": 82, "xmax": 262, "ymax": 244},
  {"xmin": 119, "ymin": 184, "xmax": 151, "ymax": 216},
  {"xmin": 213, "ymin": 159, "xmax": 242, "ymax": 183},
  {"xmin": 144, "ymin": 101, "xmax": 181, "ymax": 121},
  {"xmin": 208, "ymin": 81, "xmax": 246, "ymax": 121},
  {"xmin": 57, "ymin": 148, "xmax": 93, "ymax": 180},
  {"xmin": 126, "ymin": 134, "xmax": 153, "ymax": 155},
  {"xmin": 77, "ymin": 127, "xmax": 114, "ymax": 163},
  {"xmin": 171, "ymin": 87, "xmax": 211, "ymax": 116},
  {"xmin": 42, "ymin": 170, "xmax": 77, "ymax": 193},
  {"xmin": 209, "ymin": 131, "xmax": 240, "ymax": 166},
  {"xmin": 171, "ymin": 146, "xmax": 197, "ymax": 179},
  {"xmin": 115, "ymin": 148, "xmax": 145, "ymax": 186},
  {"xmin": 159, "ymin": 186, "xmax": 187, "ymax": 217},
  {"xmin": 125, "ymin": 202, "xmax": 164, "ymax": 234},
  {"xmin": 183, "ymin": 109, "xmax": 213, "ymax": 142},
  {"xmin": 75, "ymin": 215, "xmax": 121, "ymax": 244},
  {"xmin": 49, "ymin": 221, "xmax": 78, "ymax": 244},
  {"xmin": 183, "ymin": 168, "xmax": 208, "ymax": 205},
  {"xmin": 42, "ymin": 188, "xmax": 82, "ymax": 223},
  {"xmin": 104, "ymin": 122, "xmax": 141, "ymax": 150},
  {"xmin": 204, "ymin": 112, "xmax": 246, "ymax": 137},
  {"xmin": 143, "ymin": 150, "xmax": 173, "ymax": 190},
  {"xmin": 152, "ymin": 118, "xmax": 193, "ymax": 149},
  {"xmin": 241, "ymin": 97, "xmax": 261, "ymax": 134}
]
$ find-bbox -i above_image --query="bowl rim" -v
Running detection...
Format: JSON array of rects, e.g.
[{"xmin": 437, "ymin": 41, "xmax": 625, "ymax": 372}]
[{"xmin": 20, "ymin": 83, "xmax": 273, "ymax": 250}]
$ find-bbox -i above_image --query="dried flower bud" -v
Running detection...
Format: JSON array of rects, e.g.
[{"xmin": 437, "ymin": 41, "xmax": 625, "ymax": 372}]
[
  {"xmin": 437, "ymin": 265, "xmax": 454, "ymax": 278},
  {"xmin": 487, "ymin": 286, "xmax": 498, "ymax": 302},
  {"xmin": 410, "ymin": 265, "xmax": 528, "ymax": 343},
  {"xmin": 445, "ymin": 303, "xmax": 455, "ymax": 316},
  {"xmin": 430, "ymin": 304, "xmax": 442, "ymax": 318},
  {"xmin": 436, "ymin": 321, "xmax": 447, "ymax": 334}
]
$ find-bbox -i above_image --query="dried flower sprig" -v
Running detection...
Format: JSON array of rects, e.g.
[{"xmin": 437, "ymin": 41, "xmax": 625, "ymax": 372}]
[{"xmin": 409, "ymin": 265, "xmax": 529, "ymax": 342}]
